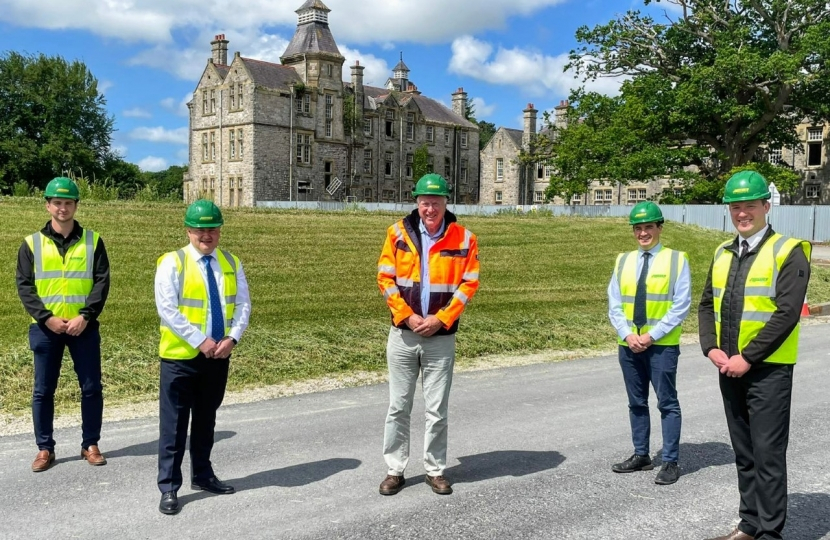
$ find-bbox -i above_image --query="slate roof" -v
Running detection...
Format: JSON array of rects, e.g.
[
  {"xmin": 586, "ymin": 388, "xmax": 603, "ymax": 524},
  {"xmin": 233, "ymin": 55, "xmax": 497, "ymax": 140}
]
[
  {"xmin": 357, "ymin": 84, "xmax": 476, "ymax": 129},
  {"xmin": 296, "ymin": 0, "xmax": 330, "ymax": 12},
  {"xmin": 240, "ymin": 58, "xmax": 302, "ymax": 88},
  {"xmin": 281, "ymin": 17, "xmax": 342, "ymax": 59},
  {"xmin": 214, "ymin": 65, "xmax": 230, "ymax": 78},
  {"xmin": 503, "ymin": 128, "xmax": 524, "ymax": 148},
  {"xmin": 393, "ymin": 59, "xmax": 410, "ymax": 72}
]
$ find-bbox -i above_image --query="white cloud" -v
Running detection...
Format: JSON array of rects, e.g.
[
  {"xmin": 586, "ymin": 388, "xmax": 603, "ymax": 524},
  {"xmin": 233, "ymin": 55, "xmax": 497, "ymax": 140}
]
[
  {"xmin": 160, "ymin": 94, "xmax": 192, "ymax": 117},
  {"xmin": 448, "ymin": 35, "xmax": 624, "ymax": 97},
  {"xmin": 470, "ymin": 97, "xmax": 496, "ymax": 118},
  {"xmin": 123, "ymin": 107, "xmax": 152, "ymax": 118},
  {"xmin": 137, "ymin": 156, "xmax": 169, "ymax": 172},
  {"xmin": 338, "ymin": 46, "xmax": 391, "ymax": 88},
  {"xmin": 98, "ymin": 79, "xmax": 114, "ymax": 95},
  {"xmin": 110, "ymin": 144, "xmax": 129, "ymax": 158},
  {"xmin": 130, "ymin": 126, "xmax": 188, "ymax": 145},
  {"xmin": 175, "ymin": 149, "xmax": 190, "ymax": 163}
]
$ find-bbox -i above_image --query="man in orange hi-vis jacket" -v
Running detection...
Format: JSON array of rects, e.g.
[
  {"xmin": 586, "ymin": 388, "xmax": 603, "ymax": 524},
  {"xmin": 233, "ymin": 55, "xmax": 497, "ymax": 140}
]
[{"xmin": 376, "ymin": 173, "xmax": 480, "ymax": 497}]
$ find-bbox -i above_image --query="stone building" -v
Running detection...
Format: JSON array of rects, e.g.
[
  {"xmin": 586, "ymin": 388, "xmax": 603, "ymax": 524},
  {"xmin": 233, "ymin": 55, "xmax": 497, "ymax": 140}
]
[
  {"xmin": 183, "ymin": 0, "xmax": 479, "ymax": 206},
  {"xmin": 767, "ymin": 121, "xmax": 830, "ymax": 205}
]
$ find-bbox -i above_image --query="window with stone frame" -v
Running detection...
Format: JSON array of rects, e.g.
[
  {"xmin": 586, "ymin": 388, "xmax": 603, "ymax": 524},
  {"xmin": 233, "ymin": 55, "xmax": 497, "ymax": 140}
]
[
  {"xmin": 426, "ymin": 125, "xmax": 434, "ymax": 142},
  {"xmin": 496, "ymin": 158, "xmax": 504, "ymax": 181},
  {"xmin": 202, "ymin": 91, "xmax": 208, "ymax": 115},
  {"xmin": 534, "ymin": 191, "xmax": 545, "ymax": 203},
  {"xmin": 363, "ymin": 149, "xmax": 372, "ymax": 174},
  {"xmin": 364, "ymin": 118, "xmax": 372, "ymax": 136},
  {"xmin": 460, "ymin": 159, "xmax": 468, "ymax": 184},
  {"xmin": 296, "ymin": 133, "xmax": 312, "ymax": 164},
  {"xmin": 495, "ymin": 191, "xmax": 503, "ymax": 204},
  {"xmin": 768, "ymin": 147, "xmax": 782, "ymax": 164},
  {"xmin": 427, "ymin": 155, "xmax": 434, "ymax": 173},
  {"xmin": 364, "ymin": 187, "xmax": 373, "ymax": 200},
  {"xmin": 806, "ymin": 184, "xmax": 821, "ymax": 199},
  {"xmin": 444, "ymin": 129, "xmax": 450, "ymax": 145},
  {"xmin": 228, "ymin": 177, "xmax": 236, "ymax": 207},
  {"xmin": 545, "ymin": 164, "xmax": 554, "ymax": 179},
  {"xmin": 210, "ymin": 90, "xmax": 216, "ymax": 113},
  {"xmin": 385, "ymin": 110, "xmax": 395, "ymax": 137},
  {"xmin": 202, "ymin": 133, "xmax": 209, "ymax": 162},
  {"xmin": 325, "ymin": 94, "xmax": 333, "ymax": 138},
  {"xmin": 460, "ymin": 130, "xmax": 468, "ymax": 148},
  {"xmin": 236, "ymin": 176, "xmax": 242, "ymax": 205},
  {"xmin": 209, "ymin": 131, "xmax": 216, "ymax": 161},
  {"xmin": 298, "ymin": 179, "xmax": 312, "ymax": 193},
  {"xmin": 807, "ymin": 127, "xmax": 823, "ymax": 166},
  {"xmin": 385, "ymin": 152, "xmax": 393, "ymax": 176},
  {"xmin": 572, "ymin": 193, "xmax": 582, "ymax": 203},
  {"xmin": 229, "ymin": 86, "xmax": 236, "ymax": 109},
  {"xmin": 445, "ymin": 157, "xmax": 452, "ymax": 178},
  {"xmin": 406, "ymin": 154, "xmax": 414, "ymax": 178},
  {"xmin": 594, "ymin": 189, "xmax": 612, "ymax": 203},
  {"xmin": 201, "ymin": 177, "xmax": 208, "ymax": 194},
  {"xmin": 406, "ymin": 113, "xmax": 415, "ymax": 140},
  {"xmin": 229, "ymin": 130, "xmax": 236, "ymax": 160},
  {"xmin": 382, "ymin": 189, "xmax": 396, "ymax": 201},
  {"xmin": 237, "ymin": 129, "xmax": 244, "ymax": 158},
  {"xmin": 296, "ymin": 93, "xmax": 310, "ymax": 114},
  {"xmin": 237, "ymin": 82, "xmax": 243, "ymax": 107},
  {"xmin": 209, "ymin": 177, "xmax": 215, "ymax": 200},
  {"xmin": 324, "ymin": 161, "xmax": 333, "ymax": 189}
]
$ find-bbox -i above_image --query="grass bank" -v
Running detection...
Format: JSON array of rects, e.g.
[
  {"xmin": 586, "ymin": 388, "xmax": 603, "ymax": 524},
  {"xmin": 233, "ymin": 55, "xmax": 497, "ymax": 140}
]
[{"xmin": 2, "ymin": 197, "xmax": 829, "ymax": 416}]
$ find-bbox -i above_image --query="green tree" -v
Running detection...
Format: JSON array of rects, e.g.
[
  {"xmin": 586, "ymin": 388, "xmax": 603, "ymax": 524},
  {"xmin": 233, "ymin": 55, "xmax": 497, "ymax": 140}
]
[
  {"xmin": 0, "ymin": 52, "xmax": 115, "ymax": 192},
  {"xmin": 556, "ymin": 0, "xmax": 830, "ymax": 200},
  {"xmin": 141, "ymin": 165, "xmax": 186, "ymax": 199},
  {"xmin": 477, "ymin": 120, "xmax": 496, "ymax": 150},
  {"xmin": 412, "ymin": 144, "xmax": 430, "ymax": 180}
]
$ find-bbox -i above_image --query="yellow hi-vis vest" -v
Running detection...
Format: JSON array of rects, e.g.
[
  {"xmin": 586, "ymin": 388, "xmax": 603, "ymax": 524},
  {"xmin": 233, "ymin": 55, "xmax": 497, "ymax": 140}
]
[
  {"xmin": 158, "ymin": 248, "xmax": 239, "ymax": 360},
  {"xmin": 711, "ymin": 234, "xmax": 811, "ymax": 365},
  {"xmin": 25, "ymin": 229, "xmax": 99, "ymax": 321},
  {"xmin": 615, "ymin": 248, "xmax": 687, "ymax": 346}
]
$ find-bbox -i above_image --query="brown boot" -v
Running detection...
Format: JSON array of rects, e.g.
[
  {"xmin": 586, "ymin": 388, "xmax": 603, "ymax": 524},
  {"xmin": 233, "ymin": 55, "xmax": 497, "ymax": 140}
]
[
  {"xmin": 81, "ymin": 445, "xmax": 107, "ymax": 466},
  {"xmin": 704, "ymin": 528, "xmax": 755, "ymax": 540},
  {"xmin": 425, "ymin": 475, "xmax": 453, "ymax": 495},
  {"xmin": 379, "ymin": 475, "xmax": 405, "ymax": 495},
  {"xmin": 32, "ymin": 450, "xmax": 55, "ymax": 472}
]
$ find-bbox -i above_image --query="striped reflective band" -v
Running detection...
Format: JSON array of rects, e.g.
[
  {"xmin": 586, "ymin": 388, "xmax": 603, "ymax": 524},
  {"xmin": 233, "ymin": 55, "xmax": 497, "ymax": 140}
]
[
  {"xmin": 620, "ymin": 293, "xmax": 672, "ymax": 302},
  {"xmin": 383, "ymin": 285, "xmax": 400, "ymax": 299},
  {"xmin": 453, "ymin": 290, "xmax": 469, "ymax": 304},
  {"xmin": 462, "ymin": 272, "xmax": 479, "ymax": 280},
  {"xmin": 32, "ymin": 231, "xmax": 94, "ymax": 280},
  {"xmin": 378, "ymin": 265, "xmax": 397, "ymax": 275},
  {"xmin": 430, "ymin": 284, "xmax": 458, "ymax": 293},
  {"xmin": 743, "ymin": 311, "xmax": 774, "ymax": 323},
  {"xmin": 396, "ymin": 277, "xmax": 415, "ymax": 288},
  {"xmin": 40, "ymin": 295, "xmax": 88, "ymax": 304}
]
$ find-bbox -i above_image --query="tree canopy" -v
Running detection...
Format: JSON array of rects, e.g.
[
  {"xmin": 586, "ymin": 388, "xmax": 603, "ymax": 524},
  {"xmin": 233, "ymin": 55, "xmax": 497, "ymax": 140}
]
[
  {"xmin": 540, "ymin": 0, "xmax": 830, "ymax": 202},
  {"xmin": 0, "ymin": 52, "xmax": 117, "ymax": 192}
]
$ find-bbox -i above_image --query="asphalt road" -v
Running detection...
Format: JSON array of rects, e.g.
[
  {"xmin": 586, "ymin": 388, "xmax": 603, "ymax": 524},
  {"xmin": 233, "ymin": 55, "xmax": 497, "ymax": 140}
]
[{"xmin": 1, "ymin": 325, "xmax": 828, "ymax": 540}]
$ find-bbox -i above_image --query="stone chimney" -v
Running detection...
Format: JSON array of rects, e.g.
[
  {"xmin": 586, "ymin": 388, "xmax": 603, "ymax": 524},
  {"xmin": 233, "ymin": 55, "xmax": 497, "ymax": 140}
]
[
  {"xmin": 350, "ymin": 61, "xmax": 365, "ymax": 140},
  {"xmin": 350, "ymin": 60, "xmax": 364, "ymax": 95},
  {"xmin": 452, "ymin": 87, "xmax": 468, "ymax": 119},
  {"xmin": 211, "ymin": 34, "xmax": 229, "ymax": 66},
  {"xmin": 523, "ymin": 103, "xmax": 538, "ymax": 151},
  {"xmin": 554, "ymin": 99, "xmax": 569, "ymax": 130}
]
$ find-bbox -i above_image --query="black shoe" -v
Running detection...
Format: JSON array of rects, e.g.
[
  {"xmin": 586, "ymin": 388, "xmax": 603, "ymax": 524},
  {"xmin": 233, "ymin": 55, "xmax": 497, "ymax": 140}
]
[
  {"xmin": 654, "ymin": 462, "xmax": 680, "ymax": 485},
  {"xmin": 611, "ymin": 454, "xmax": 654, "ymax": 473},
  {"xmin": 191, "ymin": 476, "xmax": 235, "ymax": 494},
  {"xmin": 159, "ymin": 491, "xmax": 179, "ymax": 515}
]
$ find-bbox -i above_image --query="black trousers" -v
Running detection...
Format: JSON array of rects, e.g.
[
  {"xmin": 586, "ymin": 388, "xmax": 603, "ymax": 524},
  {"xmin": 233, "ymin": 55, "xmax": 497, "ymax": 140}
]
[
  {"xmin": 719, "ymin": 363, "xmax": 794, "ymax": 540},
  {"xmin": 29, "ymin": 322, "xmax": 103, "ymax": 451},
  {"xmin": 157, "ymin": 354, "xmax": 229, "ymax": 493}
]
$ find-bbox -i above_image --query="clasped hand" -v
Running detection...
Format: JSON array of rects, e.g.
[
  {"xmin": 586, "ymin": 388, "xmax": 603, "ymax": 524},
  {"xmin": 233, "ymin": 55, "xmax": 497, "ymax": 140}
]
[
  {"xmin": 708, "ymin": 348, "xmax": 751, "ymax": 377},
  {"xmin": 199, "ymin": 337, "xmax": 235, "ymax": 359},
  {"xmin": 405, "ymin": 314, "xmax": 444, "ymax": 337},
  {"xmin": 624, "ymin": 333, "xmax": 653, "ymax": 353}
]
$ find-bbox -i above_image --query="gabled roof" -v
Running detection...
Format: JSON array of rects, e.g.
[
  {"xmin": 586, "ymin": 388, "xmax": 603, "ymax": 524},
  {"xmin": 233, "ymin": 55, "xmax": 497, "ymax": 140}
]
[
  {"xmin": 240, "ymin": 57, "xmax": 302, "ymax": 88},
  {"xmin": 214, "ymin": 65, "xmax": 230, "ymax": 78},
  {"xmin": 357, "ymin": 84, "xmax": 476, "ymax": 128},
  {"xmin": 503, "ymin": 128, "xmax": 524, "ymax": 148}
]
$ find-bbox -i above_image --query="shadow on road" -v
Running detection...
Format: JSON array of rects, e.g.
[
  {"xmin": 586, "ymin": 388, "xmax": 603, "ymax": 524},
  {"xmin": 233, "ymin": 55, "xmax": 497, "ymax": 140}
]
[
  {"xmin": 104, "ymin": 430, "xmax": 237, "ymax": 459},
  {"xmin": 652, "ymin": 441, "xmax": 734, "ymax": 475},
  {"xmin": 407, "ymin": 450, "xmax": 566, "ymax": 488},
  {"xmin": 786, "ymin": 492, "xmax": 830, "ymax": 540},
  {"xmin": 228, "ymin": 457, "xmax": 362, "ymax": 491}
]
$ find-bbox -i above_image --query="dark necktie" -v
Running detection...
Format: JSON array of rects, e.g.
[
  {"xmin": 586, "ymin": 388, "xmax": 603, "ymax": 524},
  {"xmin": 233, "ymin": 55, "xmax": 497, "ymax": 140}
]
[
  {"xmin": 741, "ymin": 240, "xmax": 750, "ymax": 258},
  {"xmin": 633, "ymin": 252, "xmax": 651, "ymax": 331},
  {"xmin": 201, "ymin": 255, "xmax": 225, "ymax": 341}
]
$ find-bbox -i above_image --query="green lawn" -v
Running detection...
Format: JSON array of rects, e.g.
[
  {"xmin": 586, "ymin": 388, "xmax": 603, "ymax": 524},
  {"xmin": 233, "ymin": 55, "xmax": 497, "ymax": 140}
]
[{"xmin": 2, "ymin": 197, "xmax": 829, "ymax": 415}]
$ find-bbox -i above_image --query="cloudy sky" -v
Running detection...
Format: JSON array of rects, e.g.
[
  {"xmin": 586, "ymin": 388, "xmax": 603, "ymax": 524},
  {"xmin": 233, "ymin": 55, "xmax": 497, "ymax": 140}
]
[{"xmin": 0, "ymin": 0, "xmax": 668, "ymax": 171}]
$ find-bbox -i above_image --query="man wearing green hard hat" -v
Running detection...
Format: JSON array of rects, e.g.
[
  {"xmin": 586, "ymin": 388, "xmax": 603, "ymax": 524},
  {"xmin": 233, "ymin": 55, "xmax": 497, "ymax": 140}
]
[
  {"xmin": 699, "ymin": 171, "xmax": 811, "ymax": 540},
  {"xmin": 376, "ymin": 173, "xmax": 480, "ymax": 496},
  {"xmin": 153, "ymin": 199, "xmax": 251, "ymax": 515},
  {"xmin": 16, "ymin": 177, "xmax": 111, "ymax": 472},
  {"xmin": 607, "ymin": 201, "xmax": 691, "ymax": 485}
]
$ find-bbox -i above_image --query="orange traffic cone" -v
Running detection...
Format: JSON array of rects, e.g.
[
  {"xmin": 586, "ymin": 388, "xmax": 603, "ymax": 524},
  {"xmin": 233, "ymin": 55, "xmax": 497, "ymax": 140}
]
[{"xmin": 801, "ymin": 296, "xmax": 810, "ymax": 317}]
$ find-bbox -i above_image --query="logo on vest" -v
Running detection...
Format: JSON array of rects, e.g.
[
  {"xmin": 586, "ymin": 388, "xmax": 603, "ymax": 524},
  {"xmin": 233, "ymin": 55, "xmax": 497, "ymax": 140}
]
[{"xmin": 749, "ymin": 277, "xmax": 769, "ymax": 283}]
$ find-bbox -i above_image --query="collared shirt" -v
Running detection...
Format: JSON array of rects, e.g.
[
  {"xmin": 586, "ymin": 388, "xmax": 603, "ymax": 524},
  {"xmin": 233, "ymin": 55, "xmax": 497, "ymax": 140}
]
[
  {"xmin": 419, "ymin": 218, "xmax": 445, "ymax": 317},
  {"xmin": 607, "ymin": 243, "xmax": 692, "ymax": 341},
  {"xmin": 154, "ymin": 243, "xmax": 251, "ymax": 348},
  {"xmin": 738, "ymin": 225, "xmax": 769, "ymax": 255}
]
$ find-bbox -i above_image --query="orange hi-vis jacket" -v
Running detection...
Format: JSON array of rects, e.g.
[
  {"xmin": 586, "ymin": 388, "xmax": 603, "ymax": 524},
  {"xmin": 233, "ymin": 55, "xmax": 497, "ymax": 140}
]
[{"xmin": 377, "ymin": 210, "xmax": 480, "ymax": 335}]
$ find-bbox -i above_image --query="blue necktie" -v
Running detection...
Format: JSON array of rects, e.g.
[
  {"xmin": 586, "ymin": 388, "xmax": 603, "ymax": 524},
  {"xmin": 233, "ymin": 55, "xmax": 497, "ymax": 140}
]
[
  {"xmin": 633, "ymin": 252, "xmax": 651, "ymax": 331},
  {"xmin": 201, "ymin": 255, "xmax": 225, "ymax": 341}
]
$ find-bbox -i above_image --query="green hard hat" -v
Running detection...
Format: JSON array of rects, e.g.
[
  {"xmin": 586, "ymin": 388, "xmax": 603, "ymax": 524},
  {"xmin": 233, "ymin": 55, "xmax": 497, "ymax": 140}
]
[
  {"xmin": 629, "ymin": 201, "xmax": 664, "ymax": 225},
  {"xmin": 412, "ymin": 173, "xmax": 451, "ymax": 197},
  {"xmin": 184, "ymin": 199, "xmax": 224, "ymax": 228},
  {"xmin": 723, "ymin": 171, "xmax": 771, "ymax": 203},
  {"xmin": 44, "ymin": 177, "xmax": 80, "ymax": 200}
]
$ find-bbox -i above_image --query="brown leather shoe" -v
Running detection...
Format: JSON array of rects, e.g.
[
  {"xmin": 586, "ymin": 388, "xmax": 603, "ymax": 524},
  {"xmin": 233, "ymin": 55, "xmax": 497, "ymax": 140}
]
[
  {"xmin": 81, "ymin": 445, "xmax": 107, "ymax": 466},
  {"xmin": 704, "ymin": 528, "xmax": 754, "ymax": 540},
  {"xmin": 32, "ymin": 450, "xmax": 55, "ymax": 472},
  {"xmin": 425, "ymin": 474, "xmax": 453, "ymax": 495},
  {"xmin": 379, "ymin": 475, "xmax": 405, "ymax": 495}
]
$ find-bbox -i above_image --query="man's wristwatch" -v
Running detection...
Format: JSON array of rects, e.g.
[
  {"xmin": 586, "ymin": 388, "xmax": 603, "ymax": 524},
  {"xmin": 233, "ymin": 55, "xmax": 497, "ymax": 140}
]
[{"xmin": 227, "ymin": 337, "xmax": 238, "ymax": 345}]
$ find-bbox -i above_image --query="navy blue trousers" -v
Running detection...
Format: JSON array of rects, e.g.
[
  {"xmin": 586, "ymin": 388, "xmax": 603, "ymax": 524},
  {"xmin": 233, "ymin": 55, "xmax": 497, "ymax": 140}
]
[
  {"xmin": 157, "ymin": 355, "xmax": 229, "ymax": 493},
  {"xmin": 618, "ymin": 344, "xmax": 682, "ymax": 463},
  {"xmin": 29, "ymin": 322, "xmax": 103, "ymax": 451}
]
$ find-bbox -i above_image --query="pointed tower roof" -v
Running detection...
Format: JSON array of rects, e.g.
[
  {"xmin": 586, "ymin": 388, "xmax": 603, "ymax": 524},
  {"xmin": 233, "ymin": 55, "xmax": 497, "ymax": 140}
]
[
  {"xmin": 393, "ymin": 52, "xmax": 410, "ymax": 73},
  {"xmin": 281, "ymin": 0, "xmax": 343, "ymax": 62}
]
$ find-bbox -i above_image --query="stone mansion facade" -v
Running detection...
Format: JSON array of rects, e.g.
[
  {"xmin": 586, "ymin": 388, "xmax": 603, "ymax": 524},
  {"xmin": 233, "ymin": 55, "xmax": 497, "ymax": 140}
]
[{"xmin": 183, "ymin": 0, "xmax": 479, "ymax": 206}]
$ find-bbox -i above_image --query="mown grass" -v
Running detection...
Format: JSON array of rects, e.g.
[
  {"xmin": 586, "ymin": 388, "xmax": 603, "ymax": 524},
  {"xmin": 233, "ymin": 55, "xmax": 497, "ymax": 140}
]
[{"xmin": 2, "ymin": 197, "xmax": 829, "ymax": 416}]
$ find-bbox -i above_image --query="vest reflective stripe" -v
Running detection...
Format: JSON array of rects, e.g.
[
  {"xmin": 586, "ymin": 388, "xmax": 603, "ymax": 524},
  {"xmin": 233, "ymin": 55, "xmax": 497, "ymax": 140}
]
[
  {"xmin": 711, "ymin": 234, "xmax": 811, "ymax": 365},
  {"xmin": 616, "ymin": 248, "xmax": 686, "ymax": 346},
  {"xmin": 25, "ymin": 230, "xmax": 98, "ymax": 321},
  {"xmin": 158, "ymin": 248, "xmax": 239, "ymax": 360}
]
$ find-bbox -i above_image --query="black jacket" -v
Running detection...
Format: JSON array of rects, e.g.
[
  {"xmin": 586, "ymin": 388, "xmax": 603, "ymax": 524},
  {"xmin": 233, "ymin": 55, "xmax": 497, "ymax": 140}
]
[
  {"xmin": 698, "ymin": 227, "xmax": 810, "ymax": 364},
  {"xmin": 16, "ymin": 220, "xmax": 111, "ymax": 324}
]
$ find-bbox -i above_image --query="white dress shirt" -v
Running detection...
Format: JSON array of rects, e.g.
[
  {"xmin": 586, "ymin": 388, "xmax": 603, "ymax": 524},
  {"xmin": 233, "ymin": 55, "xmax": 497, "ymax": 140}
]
[
  {"xmin": 607, "ymin": 243, "xmax": 692, "ymax": 342},
  {"xmin": 154, "ymin": 243, "xmax": 251, "ymax": 349},
  {"xmin": 738, "ymin": 225, "xmax": 769, "ymax": 255}
]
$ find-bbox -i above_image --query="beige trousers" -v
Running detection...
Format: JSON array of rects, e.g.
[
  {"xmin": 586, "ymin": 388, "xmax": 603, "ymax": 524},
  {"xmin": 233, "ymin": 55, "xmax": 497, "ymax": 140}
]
[{"xmin": 383, "ymin": 326, "xmax": 456, "ymax": 476}]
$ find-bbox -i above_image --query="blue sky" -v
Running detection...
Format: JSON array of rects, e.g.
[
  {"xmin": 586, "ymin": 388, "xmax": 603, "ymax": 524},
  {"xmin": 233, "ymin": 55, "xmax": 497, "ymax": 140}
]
[{"xmin": 0, "ymin": 0, "xmax": 674, "ymax": 172}]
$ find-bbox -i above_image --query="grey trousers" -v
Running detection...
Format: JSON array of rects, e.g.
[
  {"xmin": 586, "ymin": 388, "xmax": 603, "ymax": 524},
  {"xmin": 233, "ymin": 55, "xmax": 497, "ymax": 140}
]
[{"xmin": 383, "ymin": 326, "xmax": 456, "ymax": 476}]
